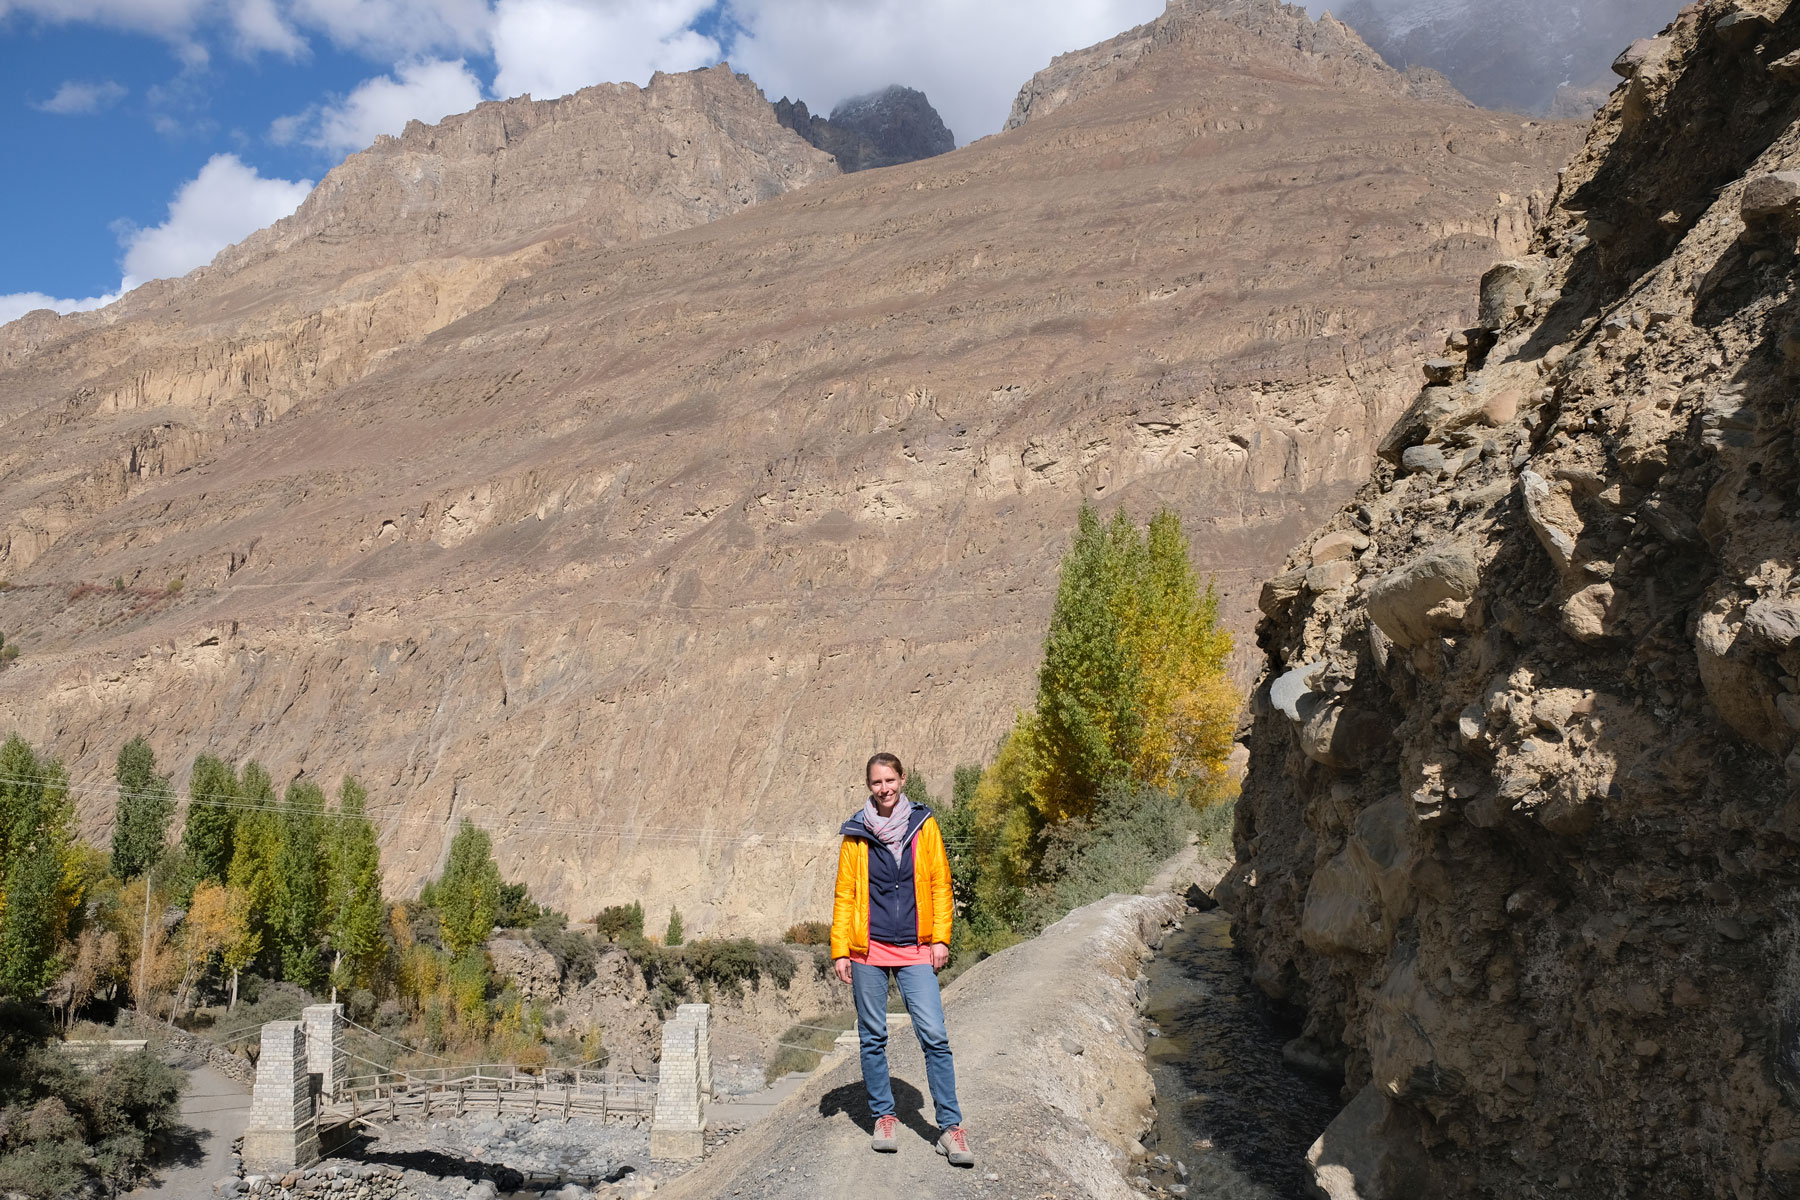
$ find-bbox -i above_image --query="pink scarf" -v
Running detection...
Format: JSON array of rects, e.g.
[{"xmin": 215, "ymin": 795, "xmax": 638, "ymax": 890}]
[{"xmin": 861, "ymin": 795, "xmax": 914, "ymax": 867}]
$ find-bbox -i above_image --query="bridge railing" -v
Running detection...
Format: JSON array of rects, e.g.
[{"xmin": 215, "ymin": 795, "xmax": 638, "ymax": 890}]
[{"xmin": 325, "ymin": 1062, "xmax": 659, "ymax": 1123}]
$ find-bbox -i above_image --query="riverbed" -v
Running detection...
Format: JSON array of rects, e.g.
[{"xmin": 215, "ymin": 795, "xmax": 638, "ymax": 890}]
[{"xmin": 1140, "ymin": 909, "xmax": 1341, "ymax": 1199}]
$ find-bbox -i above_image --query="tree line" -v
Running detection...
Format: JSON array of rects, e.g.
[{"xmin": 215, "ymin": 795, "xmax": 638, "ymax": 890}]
[{"xmin": 937, "ymin": 503, "xmax": 1240, "ymax": 953}]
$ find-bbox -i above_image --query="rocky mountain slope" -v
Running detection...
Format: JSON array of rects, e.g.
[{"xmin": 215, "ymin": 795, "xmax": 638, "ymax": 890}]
[
  {"xmin": 0, "ymin": 0, "xmax": 1574, "ymax": 930},
  {"xmin": 1222, "ymin": 0, "xmax": 1800, "ymax": 1193},
  {"xmin": 773, "ymin": 85, "xmax": 956, "ymax": 171},
  {"xmin": 1006, "ymin": 0, "xmax": 1468, "ymax": 130},
  {"xmin": 1334, "ymin": 0, "xmax": 1689, "ymax": 115}
]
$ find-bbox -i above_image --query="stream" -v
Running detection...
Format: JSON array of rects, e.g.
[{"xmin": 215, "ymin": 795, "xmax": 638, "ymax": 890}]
[{"xmin": 1140, "ymin": 909, "xmax": 1342, "ymax": 1199}]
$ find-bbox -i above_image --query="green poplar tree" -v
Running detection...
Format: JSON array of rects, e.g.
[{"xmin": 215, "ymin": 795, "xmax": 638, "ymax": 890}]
[
  {"xmin": 437, "ymin": 820, "xmax": 501, "ymax": 956},
  {"xmin": 664, "ymin": 908, "xmax": 684, "ymax": 947},
  {"xmin": 326, "ymin": 777, "xmax": 386, "ymax": 989},
  {"xmin": 274, "ymin": 779, "xmax": 327, "ymax": 986},
  {"xmin": 0, "ymin": 735, "xmax": 78, "ymax": 998},
  {"xmin": 110, "ymin": 736, "xmax": 175, "ymax": 881},
  {"xmin": 1030, "ymin": 504, "xmax": 1145, "ymax": 821},
  {"xmin": 180, "ymin": 754, "xmax": 240, "ymax": 887},
  {"xmin": 225, "ymin": 762, "xmax": 281, "ymax": 977}
]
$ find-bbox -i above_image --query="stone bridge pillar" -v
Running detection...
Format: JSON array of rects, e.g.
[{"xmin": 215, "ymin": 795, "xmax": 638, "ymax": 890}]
[
  {"xmin": 675, "ymin": 1002, "xmax": 712, "ymax": 1099},
  {"xmin": 649, "ymin": 1016, "xmax": 704, "ymax": 1160},
  {"xmin": 242, "ymin": 1022, "xmax": 320, "ymax": 1173},
  {"xmin": 301, "ymin": 1003, "xmax": 346, "ymax": 1103}
]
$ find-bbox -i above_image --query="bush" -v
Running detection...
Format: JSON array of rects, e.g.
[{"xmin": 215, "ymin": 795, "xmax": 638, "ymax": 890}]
[
  {"xmin": 496, "ymin": 883, "xmax": 544, "ymax": 930},
  {"xmin": 531, "ymin": 917, "xmax": 598, "ymax": 988},
  {"xmin": 594, "ymin": 903, "xmax": 643, "ymax": 943},
  {"xmin": 1194, "ymin": 792, "xmax": 1237, "ymax": 858},
  {"xmin": 782, "ymin": 921, "xmax": 831, "ymax": 945},
  {"xmin": 1032, "ymin": 781, "xmax": 1196, "ymax": 926},
  {"xmin": 0, "ymin": 1004, "xmax": 185, "ymax": 1198}
]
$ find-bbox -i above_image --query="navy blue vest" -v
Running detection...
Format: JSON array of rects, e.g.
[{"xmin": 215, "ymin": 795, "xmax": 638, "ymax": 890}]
[{"xmin": 866, "ymin": 835, "xmax": 919, "ymax": 945}]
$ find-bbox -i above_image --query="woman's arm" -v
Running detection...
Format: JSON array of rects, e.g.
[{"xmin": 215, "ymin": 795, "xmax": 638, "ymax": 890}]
[
  {"xmin": 922, "ymin": 818, "xmax": 954, "ymax": 952},
  {"xmin": 829, "ymin": 837, "xmax": 856, "ymax": 966}
]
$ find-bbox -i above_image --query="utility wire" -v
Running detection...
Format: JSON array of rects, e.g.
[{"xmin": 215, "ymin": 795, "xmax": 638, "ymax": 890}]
[{"xmin": 1, "ymin": 770, "xmax": 978, "ymax": 850}]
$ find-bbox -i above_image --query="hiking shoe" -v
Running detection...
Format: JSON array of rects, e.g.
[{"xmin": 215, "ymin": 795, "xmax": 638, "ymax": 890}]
[
  {"xmin": 936, "ymin": 1125, "xmax": 974, "ymax": 1166},
  {"xmin": 872, "ymin": 1114, "xmax": 899, "ymax": 1152}
]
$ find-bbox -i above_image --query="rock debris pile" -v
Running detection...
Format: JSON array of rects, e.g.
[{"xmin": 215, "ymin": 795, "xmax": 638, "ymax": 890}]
[{"xmin": 1224, "ymin": 0, "xmax": 1800, "ymax": 1194}]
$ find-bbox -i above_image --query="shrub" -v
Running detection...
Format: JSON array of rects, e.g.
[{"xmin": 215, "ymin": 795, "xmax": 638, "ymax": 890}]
[
  {"xmin": 496, "ymin": 883, "xmax": 544, "ymax": 930},
  {"xmin": 782, "ymin": 921, "xmax": 830, "ymax": 945},
  {"xmin": 594, "ymin": 902, "xmax": 643, "ymax": 943},
  {"xmin": 0, "ymin": 1005, "xmax": 185, "ymax": 1198},
  {"xmin": 531, "ymin": 917, "xmax": 598, "ymax": 988}
]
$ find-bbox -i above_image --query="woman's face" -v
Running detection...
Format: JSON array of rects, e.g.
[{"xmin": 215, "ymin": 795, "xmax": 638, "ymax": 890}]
[{"xmin": 868, "ymin": 762, "xmax": 904, "ymax": 805}]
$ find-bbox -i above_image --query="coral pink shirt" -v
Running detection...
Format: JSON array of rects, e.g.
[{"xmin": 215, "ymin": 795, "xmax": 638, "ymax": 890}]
[{"xmin": 849, "ymin": 939, "xmax": 935, "ymax": 967}]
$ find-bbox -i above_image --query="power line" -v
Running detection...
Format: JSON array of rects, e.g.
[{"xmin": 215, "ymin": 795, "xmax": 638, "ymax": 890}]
[{"xmin": 0, "ymin": 770, "xmax": 978, "ymax": 850}]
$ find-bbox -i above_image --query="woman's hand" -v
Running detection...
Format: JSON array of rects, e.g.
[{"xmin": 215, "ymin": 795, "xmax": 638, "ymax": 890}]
[
  {"xmin": 930, "ymin": 943, "xmax": 949, "ymax": 972},
  {"xmin": 834, "ymin": 956, "xmax": 853, "ymax": 985}
]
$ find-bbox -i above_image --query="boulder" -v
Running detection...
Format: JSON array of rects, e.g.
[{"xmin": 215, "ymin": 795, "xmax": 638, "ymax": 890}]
[
  {"xmin": 1313, "ymin": 530, "xmax": 1371, "ymax": 564},
  {"xmin": 1260, "ymin": 567, "xmax": 1308, "ymax": 617},
  {"xmin": 1742, "ymin": 171, "xmax": 1800, "ymax": 224},
  {"xmin": 1307, "ymin": 559, "xmax": 1359, "ymax": 594},
  {"xmin": 1477, "ymin": 258, "xmax": 1544, "ymax": 329},
  {"xmin": 1365, "ymin": 543, "xmax": 1480, "ymax": 648},
  {"xmin": 1300, "ymin": 849, "xmax": 1385, "ymax": 956},
  {"xmin": 1713, "ymin": 8, "xmax": 1770, "ymax": 48},
  {"xmin": 1745, "ymin": 596, "xmax": 1800, "ymax": 649},
  {"xmin": 1478, "ymin": 388, "xmax": 1520, "ymax": 426},
  {"xmin": 1772, "ymin": 49, "xmax": 1800, "ymax": 83},
  {"xmin": 1611, "ymin": 37, "xmax": 1671, "ymax": 78},
  {"xmin": 1306, "ymin": 1082, "xmax": 1437, "ymax": 1199},
  {"xmin": 1560, "ymin": 581, "xmax": 1619, "ymax": 642},
  {"xmin": 1422, "ymin": 358, "xmax": 1461, "ymax": 385},
  {"xmin": 1299, "ymin": 702, "xmax": 1391, "ymax": 769},
  {"xmin": 1696, "ymin": 604, "xmax": 1786, "ymax": 755},
  {"xmin": 1271, "ymin": 660, "xmax": 1327, "ymax": 721},
  {"xmin": 1519, "ymin": 470, "xmax": 1580, "ymax": 573},
  {"xmin": 1399, "ymin": 444, "xmax": 1445, "ymax": 477}
]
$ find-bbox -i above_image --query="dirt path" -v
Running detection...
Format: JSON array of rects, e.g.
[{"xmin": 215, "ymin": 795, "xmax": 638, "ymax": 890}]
[
  {"xmin": 127, "ymin": 1063, "xmax": 247, "ymax": 1200},
  {"xmin": 660, "ymin": 886, "xmax": 1190, "ymax": 1200}
]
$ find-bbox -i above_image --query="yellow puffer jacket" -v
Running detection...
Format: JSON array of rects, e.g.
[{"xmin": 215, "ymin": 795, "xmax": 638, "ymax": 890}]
[{"xmin": 829, "ymin": 814, "xmax": 953, "ymax": 959}]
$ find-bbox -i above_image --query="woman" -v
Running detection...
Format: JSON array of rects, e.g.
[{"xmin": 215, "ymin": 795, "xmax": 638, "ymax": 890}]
[{"xmin": 830, "ymin": 752, "xmax": 974, "ymax": 1166}]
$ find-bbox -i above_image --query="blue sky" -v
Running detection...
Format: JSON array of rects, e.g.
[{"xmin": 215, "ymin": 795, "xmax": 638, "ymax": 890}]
[{"xmin": 0, "ymin": 0, "xmax": 1173, "ymax": 324}]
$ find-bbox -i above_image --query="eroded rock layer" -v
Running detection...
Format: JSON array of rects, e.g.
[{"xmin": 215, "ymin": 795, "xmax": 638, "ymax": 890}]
[
  {"xmin": 0, "ymin": 0, "xmax": 1574, "ymax": 931},
  {"xmin": 1224, "ymin": 1, "xmax": 1800, "ymax": 1194}
]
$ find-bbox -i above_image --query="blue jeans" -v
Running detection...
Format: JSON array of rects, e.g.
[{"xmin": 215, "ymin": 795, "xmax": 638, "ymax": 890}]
[{"xmin": 851, "ymin": 960, "xmax": 962, "ymax": 1130}]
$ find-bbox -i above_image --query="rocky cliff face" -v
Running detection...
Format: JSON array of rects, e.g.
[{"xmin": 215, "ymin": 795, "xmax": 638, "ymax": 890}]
[
  {"xmin": 0, "ymin": 0, "xmax": 1574, "ymax": 933},
  {"xmin": 1334, "ymin": 0, "xmax": 1689, "ymax": 115},
  {"xmin": 773, "ymin": 85, "xmax": 956, "ymax": 171},
  {"xmin": 1224, "ymin": 1, "xmax": 1800, "ymax": 1194}
]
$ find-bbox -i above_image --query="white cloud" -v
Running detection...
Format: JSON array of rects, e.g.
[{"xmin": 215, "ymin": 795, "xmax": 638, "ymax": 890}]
[
  {"xmin": 0, "ymin": 287, "xmax": 124, "ymax": 327},
  {"xmin": 119, "ymin": 153, "xmax": 313, "ymax": 282},
  {"xmin": 490, "ymin": 0, "xmax": 720, "ymax": 101},
  {"xmin": 33, "ymin": 79, "xmax": 129, "ymax": 114},
  {"xmin": 275, "ymin": 57, "xmax": 486, "ymax": 154},
  {"xmin": 288, "ymin": 0, "xmax": 492, "ymax": 57},
  {"xmin": 229, "ymin": 0, "xmax": 306, "ymax": 55},
  {"xmin": 720, "ymin": 0, "xmax": 1167, "ymax": 144},
  {"xmin": 0, "ymin": 0, "xmax": 213, "ymax": 40}
]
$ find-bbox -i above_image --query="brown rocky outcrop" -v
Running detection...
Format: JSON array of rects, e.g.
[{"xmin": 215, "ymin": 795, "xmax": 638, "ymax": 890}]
[
  {"xmin": 0, "ymin": 0, "xmax": 1575, "ymax": 931},
  {"xmin": 1224, "ymin": 1, "xmax": 1800, "ymax": 1194}
]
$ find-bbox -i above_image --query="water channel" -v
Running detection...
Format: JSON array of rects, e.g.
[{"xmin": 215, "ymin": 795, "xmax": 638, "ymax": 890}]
[{"xmin": 1140, "ymin": 909, "xmax": 1342, "ymax": 1199}]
